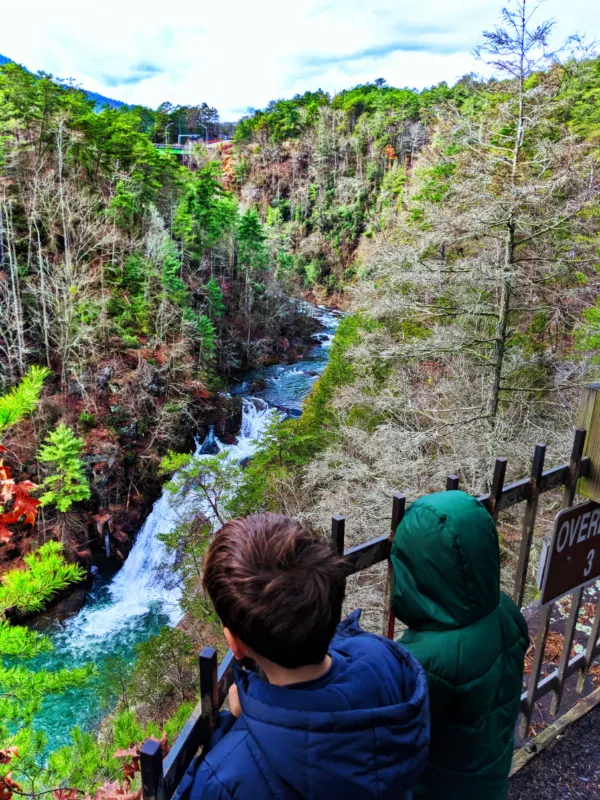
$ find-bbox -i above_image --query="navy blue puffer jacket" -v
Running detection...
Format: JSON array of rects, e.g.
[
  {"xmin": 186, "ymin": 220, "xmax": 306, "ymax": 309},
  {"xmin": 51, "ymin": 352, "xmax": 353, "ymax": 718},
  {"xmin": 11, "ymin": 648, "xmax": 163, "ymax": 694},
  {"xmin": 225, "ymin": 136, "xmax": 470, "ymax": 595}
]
[{"xmin": 190, "ymin": 610, "xmax": 429, "ymax": 799}]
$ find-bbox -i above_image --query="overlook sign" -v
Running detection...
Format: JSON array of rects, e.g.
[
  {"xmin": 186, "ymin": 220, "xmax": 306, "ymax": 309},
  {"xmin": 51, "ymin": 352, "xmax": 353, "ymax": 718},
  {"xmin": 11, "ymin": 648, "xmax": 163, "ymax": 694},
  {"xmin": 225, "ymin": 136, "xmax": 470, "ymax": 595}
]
[{"xmin": 539, "ymin": 500, "xmax": 600, "ymax": 605}]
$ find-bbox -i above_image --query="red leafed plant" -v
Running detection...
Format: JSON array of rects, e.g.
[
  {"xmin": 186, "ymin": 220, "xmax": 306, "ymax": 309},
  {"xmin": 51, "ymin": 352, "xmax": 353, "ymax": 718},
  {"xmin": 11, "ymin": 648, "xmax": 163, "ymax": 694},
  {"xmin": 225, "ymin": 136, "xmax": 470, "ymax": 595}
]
[
  {"xmin": 53, "ymin": 790, "xmax": 79, "ymax": 800},
  {"xmin": 106, "ymin": 733, "xmax": 170, "ymax": 800},
  {"xmin": 0, "ymin": 748, "xmax": 21, "ymax": 800},
  {"xmin": 0, "ymin": 446, "xmax": 41, "ymax": 543},
  {"xmin": 0, "ymin": 773, "xmax": 22, "ymax": 800}
]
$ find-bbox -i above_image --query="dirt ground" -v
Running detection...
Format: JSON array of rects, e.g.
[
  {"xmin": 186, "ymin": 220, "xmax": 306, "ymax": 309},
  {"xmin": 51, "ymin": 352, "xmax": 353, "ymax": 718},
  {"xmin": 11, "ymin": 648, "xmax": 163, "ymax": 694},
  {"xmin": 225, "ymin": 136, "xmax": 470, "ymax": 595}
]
[{"xmin": 510, "ymin": 707, "xmax": 600, "ymax": 799}]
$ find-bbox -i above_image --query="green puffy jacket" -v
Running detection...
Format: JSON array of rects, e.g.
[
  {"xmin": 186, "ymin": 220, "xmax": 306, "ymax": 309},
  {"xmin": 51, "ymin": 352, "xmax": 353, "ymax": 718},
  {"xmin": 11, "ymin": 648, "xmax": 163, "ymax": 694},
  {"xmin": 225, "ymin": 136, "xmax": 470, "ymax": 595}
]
[{"xmin": 391, "ymin": 491, "xmax": 528, "ymax": 800}]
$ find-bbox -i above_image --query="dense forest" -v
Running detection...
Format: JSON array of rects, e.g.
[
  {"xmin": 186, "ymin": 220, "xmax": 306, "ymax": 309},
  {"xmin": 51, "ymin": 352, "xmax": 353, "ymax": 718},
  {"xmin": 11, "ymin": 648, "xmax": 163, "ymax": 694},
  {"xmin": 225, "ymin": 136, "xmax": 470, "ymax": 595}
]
[{"xmin": 1, "ymin": 0, "xmax": 600, "ymax": 797}]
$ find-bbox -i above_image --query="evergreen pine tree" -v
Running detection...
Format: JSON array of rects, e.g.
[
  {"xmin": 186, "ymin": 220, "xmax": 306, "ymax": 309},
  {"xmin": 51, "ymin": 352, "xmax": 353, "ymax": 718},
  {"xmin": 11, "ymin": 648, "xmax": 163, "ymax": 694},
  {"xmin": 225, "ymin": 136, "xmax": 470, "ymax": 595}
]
[
  {"xmin": 236, "ymin": 210, "xmax": 268, "ymax": 347},
  {"xmin": 237, "ymin": 209, "xmax": 267, "ymax": 268},
  {"xmin": 0, "ymin": 366, "xmax": 49, "ymax": 435},
  {"xmin": 0, "ymin": 543, "xmax": 91, "ymax": 795},
  {"xmin": 205, "ymin": 276, "xmax": 225, "ymax": 319},
  {"xmin": 38, "ymin": 424, "xmax": 91, "ymax": 512}
]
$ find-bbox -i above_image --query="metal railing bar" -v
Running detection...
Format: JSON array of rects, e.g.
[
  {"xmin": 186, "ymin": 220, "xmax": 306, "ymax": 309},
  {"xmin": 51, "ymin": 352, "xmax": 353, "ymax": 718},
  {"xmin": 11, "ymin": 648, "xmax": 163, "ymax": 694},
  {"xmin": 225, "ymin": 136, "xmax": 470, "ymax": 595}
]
[
  {"xmin": 578, "ymin": 600, "xmax": 600, "ymax": 692},
  {"xmin": 200, "ymin": 647, "xmax": 218, "ymax": 739},
  {"xmin": 217, "ymin": 650, "xmax": 237, "ymax": 706},
  {"xmin": 513, "ymin": 443, "xmax": 546, "ymax": 608},
  {"xmin": 384, "ymin": 495, "xmax": 405, "ymax": 639},
  {"xmin": 142, "ymin": 444, "xmax": 599, "ymax": 800},
  {"xmin": 478, "ymin": 457, "xmax": 591, "ymax": 513},
  {"xmin": 520, "ymin": 604, "xmax": 553, "ymax": 737},
  {"xmin": 489, "ymin": 458, "xmax": 507, "ymax": 520},
  {"xmin": 550, "ymin": 586, "xmax": 584, "ymax": 716},
  {"xmin": 162, "ymin": 704, "xmax": 203, "ymax": 797},
  {"xmin": 563, "ymin": 428, "xmax": 587, "ymax": 508},
  {"xmin": 141, "ymin": 739, "xmax": 165, "ymax": 800},
  {"xmin": 343, "ymin": 534, "xmax": 391, "ymax": 574},
  {"xmin": 520, "ymin": 635, "xmax": 600, "ymax": 709},
  {"xmin": 546, "ymin": 429, "xmax": 588, "ymax": 715},
  {"xmin": 331, "ymin": 515, "xmax": 345, "ymax": 555},
  {"xmin": 446, "ymin": 474, "xmax": 460, "ymax": 491}
]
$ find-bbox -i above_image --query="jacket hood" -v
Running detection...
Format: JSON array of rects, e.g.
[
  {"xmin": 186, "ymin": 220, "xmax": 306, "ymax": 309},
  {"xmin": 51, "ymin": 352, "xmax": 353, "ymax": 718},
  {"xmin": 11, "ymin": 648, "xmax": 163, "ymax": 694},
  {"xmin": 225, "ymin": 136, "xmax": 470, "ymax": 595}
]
[
  {"xmin": 235, "ymin": 610, "xmax": 429, "ymax": 798},
  {"xmin": 391, "ymin": 490, "xmax": 500, "ymax": 631}
]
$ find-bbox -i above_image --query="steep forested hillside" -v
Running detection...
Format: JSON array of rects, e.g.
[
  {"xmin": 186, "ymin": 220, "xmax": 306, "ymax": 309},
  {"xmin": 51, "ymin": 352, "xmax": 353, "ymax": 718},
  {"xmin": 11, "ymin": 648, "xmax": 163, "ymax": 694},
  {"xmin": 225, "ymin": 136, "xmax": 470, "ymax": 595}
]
[
  {"xmin": 0, "ymin": 61, "xmax": 314, "ymax": 563},
  {"xmin": 2, "ymin": 1, "xmax": 600, "ymax": 796},
  {"xmin": 0, "ymin": 58, "xmax": 321, "ymax": 800},
  {"xmin": 223, "ymin": 14, "xmax": 600, "ymax": 615}
]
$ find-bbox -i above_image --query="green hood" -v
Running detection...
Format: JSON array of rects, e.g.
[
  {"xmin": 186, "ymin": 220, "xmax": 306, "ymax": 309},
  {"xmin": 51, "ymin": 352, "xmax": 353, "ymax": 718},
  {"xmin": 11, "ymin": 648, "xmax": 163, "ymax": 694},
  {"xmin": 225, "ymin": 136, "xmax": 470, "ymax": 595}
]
[{"xmin": 391, "ymin": 491, "xmax": 500, "ymax": 631}]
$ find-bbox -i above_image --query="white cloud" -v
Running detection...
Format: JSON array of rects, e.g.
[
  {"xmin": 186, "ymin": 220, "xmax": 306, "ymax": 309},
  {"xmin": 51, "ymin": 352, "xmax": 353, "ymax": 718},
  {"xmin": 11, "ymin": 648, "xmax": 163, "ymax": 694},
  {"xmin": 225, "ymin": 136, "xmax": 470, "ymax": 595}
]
[{"xmin": 0, "ymin": 0, "xmax": 597, "ymax": 118}]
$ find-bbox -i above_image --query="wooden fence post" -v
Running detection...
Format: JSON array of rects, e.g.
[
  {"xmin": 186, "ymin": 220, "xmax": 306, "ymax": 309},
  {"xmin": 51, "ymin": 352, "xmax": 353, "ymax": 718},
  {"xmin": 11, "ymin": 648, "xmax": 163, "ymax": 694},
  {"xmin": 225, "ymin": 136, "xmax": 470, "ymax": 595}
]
[
  {"xmin": 199, "ymin": 647, "xmax": 218, "ymax": 751},
  {"xmin": 140, "ymin": 739, "xmax": 164, "ymax": 800},
  {"xmin": 513, "ymin": 443, "xmax": 546, "ymax": 608},
  {"xmin": 384, "ymin": 494, "xmax": 406, "ymax": 640}
]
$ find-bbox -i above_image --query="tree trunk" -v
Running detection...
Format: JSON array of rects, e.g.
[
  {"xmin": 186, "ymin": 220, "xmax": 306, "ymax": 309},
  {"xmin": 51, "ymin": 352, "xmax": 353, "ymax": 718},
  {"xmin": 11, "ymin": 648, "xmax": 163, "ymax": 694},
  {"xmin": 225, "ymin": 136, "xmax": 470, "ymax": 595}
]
[
  {"xmin": 34, "ymin": 221, "xmax": 51, "ymax": 368},
  {"xmin": 489, "ymin": 220, "xmax": 516, "ymax": 420},
  {"xmin": 3, "ymin": 202, "xmax": 26, "ymax": 376}
]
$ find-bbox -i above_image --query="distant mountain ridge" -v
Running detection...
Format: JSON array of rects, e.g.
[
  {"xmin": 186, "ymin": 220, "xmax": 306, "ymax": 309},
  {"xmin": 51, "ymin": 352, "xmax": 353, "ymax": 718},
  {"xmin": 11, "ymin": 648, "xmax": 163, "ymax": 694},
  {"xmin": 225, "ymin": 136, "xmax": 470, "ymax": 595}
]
[{"xmin": 0, "ymin": 52, "xmax": 128, "ymax": 110}]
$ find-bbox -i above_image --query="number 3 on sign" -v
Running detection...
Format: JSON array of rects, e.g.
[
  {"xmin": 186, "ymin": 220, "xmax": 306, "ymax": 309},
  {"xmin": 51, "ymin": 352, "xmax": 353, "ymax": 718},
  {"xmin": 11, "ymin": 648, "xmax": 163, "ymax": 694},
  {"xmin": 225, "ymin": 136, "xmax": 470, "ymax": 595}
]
[{"xmin": 585, "ymin": 549, "xmax": 596, "ymax": 578}]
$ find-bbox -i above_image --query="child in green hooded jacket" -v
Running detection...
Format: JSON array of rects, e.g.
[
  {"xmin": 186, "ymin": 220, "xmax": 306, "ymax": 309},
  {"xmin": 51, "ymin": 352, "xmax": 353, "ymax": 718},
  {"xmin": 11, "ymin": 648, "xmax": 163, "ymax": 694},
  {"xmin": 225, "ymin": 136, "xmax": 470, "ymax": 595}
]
[{"xmin": 391, "ymin": 490, "xmax": 528, "ymax": 800}]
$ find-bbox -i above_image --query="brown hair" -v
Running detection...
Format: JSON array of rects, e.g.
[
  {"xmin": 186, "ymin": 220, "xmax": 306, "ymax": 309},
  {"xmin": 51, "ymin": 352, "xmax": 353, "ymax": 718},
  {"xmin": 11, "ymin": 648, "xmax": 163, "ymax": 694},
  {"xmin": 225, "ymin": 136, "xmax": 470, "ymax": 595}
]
[{"xmin": 203, "ymin": 513, "xmax": 346, "ymax": 668}]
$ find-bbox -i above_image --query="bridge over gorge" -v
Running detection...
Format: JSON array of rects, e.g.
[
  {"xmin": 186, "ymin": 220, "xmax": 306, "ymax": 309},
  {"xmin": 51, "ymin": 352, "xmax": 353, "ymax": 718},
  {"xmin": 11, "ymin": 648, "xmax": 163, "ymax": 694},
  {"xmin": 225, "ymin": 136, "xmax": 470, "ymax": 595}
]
[
  {"xmin": 140, "ymin": 382, "xmax": 600, "ymax": 800},
  {"xmin": 153, "ymin": 137, "xmax": 230, "ymax": 156}
]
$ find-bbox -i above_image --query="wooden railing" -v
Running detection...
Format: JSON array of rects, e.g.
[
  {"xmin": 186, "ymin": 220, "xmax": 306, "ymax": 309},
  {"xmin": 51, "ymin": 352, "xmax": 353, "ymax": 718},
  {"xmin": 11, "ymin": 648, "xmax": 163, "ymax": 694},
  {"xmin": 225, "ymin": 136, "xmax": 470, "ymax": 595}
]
[{"xmin": 141, "ymin": 425, "xmax": 600, "ymax": 800}]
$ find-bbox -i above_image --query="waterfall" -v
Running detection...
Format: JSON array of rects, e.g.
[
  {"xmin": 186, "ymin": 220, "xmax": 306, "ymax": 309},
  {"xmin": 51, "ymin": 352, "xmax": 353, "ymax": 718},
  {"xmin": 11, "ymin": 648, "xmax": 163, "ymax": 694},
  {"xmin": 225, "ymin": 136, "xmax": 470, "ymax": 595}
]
[{"xmin": 57, "ymin": 397, "xmax": 276, "ymax": 654}]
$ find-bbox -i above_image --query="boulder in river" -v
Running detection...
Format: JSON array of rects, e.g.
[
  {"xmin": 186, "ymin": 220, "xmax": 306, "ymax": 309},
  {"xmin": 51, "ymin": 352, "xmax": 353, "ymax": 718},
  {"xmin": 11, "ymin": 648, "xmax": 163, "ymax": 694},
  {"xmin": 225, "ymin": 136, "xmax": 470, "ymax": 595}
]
[{"xmin": 199, "ymin": 426, "xmax": 220, "ymax": 455}]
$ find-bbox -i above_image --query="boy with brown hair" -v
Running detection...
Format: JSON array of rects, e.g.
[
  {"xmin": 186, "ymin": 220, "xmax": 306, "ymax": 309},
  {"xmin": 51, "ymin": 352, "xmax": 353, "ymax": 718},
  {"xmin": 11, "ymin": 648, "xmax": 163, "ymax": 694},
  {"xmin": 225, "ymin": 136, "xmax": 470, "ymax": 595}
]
[{"xmin": 191, "ymin": 513, "xmax": 429, "ymax": 800}]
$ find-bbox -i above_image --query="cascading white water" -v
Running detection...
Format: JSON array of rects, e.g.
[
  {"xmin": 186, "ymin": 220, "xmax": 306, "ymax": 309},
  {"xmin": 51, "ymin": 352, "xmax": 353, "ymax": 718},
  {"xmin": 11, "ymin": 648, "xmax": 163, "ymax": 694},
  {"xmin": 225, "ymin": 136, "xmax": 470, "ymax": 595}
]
[{"xmin": 59, "ymin": 398, "xmax": 277, "ymax": 651}]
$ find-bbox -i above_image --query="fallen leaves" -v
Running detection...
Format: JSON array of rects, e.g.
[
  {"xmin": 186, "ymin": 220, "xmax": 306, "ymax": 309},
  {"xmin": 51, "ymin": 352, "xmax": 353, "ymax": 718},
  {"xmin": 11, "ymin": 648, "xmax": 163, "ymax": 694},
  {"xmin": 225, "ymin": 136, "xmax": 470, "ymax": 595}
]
[
  {"xmin": 578, "ymin": 602, "xmax": 597, "ymax": 627},
  {"xmin": 524, "ymin": 632, "xmax": 566, "ymax": 674},
  {"xmin": 589, "ymin": 664, "xmax": 600, "ymax": 686}
]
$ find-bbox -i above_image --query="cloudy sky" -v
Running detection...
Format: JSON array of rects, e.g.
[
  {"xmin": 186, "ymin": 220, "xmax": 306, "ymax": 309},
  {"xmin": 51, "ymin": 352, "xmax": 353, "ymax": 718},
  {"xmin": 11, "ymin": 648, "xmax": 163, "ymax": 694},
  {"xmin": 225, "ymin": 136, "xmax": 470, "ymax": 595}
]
[{"xmin": 0, "ymin": 0, "xmax": 597, "ymax": 118}]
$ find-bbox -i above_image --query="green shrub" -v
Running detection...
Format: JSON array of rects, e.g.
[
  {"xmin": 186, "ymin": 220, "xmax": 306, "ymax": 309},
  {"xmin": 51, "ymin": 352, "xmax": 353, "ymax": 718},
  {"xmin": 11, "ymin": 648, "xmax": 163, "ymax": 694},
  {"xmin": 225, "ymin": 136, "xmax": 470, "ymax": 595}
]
[
  {"xmin": 0, "ymin": 541, "xmax": 85, "ymax": 616},
  {"xmin": 38, "ymin": 424, "xmax": 91, "ymax": 512},
  {"xmin": 78, "ymin": 410, "xmax": 98, "ymax": 431}
]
